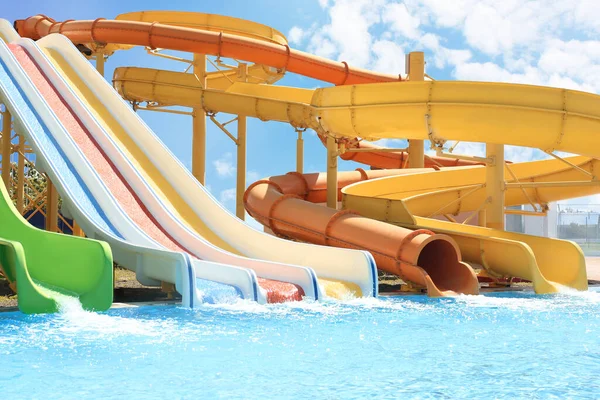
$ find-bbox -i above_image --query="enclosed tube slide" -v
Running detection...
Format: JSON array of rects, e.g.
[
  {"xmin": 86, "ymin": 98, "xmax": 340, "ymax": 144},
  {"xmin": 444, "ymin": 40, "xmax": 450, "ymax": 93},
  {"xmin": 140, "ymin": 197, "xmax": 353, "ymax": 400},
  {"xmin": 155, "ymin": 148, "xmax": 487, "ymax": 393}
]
[
  {"xmin": 14, "ymin": 14, "xmax": 401, "ymax": 85},
  {"xmin": 245, "ymin": 169, "xmax": 479, "ymax": 296}
]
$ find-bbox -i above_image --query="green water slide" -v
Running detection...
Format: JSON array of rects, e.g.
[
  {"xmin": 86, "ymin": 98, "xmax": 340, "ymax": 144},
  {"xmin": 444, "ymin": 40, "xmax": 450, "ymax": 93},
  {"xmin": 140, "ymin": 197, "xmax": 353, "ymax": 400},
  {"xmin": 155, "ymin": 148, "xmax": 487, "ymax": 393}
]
[{"xmin": 0, "ymin": 179, "xmax": 113, "ymax": 314}]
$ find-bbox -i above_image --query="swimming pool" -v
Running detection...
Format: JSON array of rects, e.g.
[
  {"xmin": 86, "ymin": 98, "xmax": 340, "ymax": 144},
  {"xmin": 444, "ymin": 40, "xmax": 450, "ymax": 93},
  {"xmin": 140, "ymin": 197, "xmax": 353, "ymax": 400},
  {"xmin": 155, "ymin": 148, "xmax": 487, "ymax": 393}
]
[{"xmin": 1, "ymin": 289, "xmax": 599, "ymax": 399}]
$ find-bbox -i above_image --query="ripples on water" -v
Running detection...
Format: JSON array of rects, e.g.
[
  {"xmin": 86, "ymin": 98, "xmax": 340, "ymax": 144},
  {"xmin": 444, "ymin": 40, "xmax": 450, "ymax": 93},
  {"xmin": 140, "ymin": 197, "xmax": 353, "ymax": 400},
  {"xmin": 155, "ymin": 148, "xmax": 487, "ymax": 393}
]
[{"xmin": 1, "ymin": 289, "xmax": 599, "ymax": 399}]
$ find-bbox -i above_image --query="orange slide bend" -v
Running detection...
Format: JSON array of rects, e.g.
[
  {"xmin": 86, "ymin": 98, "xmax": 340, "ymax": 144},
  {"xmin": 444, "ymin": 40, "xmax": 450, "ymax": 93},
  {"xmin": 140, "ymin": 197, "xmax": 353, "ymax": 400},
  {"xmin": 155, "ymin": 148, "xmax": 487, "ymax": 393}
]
[
  {"xmin": 15, "ymin": 15, "xmax": 400, "ymax": 85},
  {"xmin": 320, "ymin": 135, "xmax": 482, "ymax": 170},
  {"xmin": 16, "ymin": 13, "xmax": 478, "ymax": 171},
  {"xmin": 244, "ymin": 169, "xmax": 479, "ymax": 296},
  {"xmin": 16, "ymin": 13, "xmax": 480, "ymax": 296}
]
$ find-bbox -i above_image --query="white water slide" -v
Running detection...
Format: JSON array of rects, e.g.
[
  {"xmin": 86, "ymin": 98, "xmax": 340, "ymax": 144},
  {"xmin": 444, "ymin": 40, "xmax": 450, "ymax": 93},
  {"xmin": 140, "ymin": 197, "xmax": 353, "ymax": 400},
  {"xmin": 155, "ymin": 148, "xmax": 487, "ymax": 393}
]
[{"xmin": 0, "ymin": 21, "xmax": 377, "ymax": 306}]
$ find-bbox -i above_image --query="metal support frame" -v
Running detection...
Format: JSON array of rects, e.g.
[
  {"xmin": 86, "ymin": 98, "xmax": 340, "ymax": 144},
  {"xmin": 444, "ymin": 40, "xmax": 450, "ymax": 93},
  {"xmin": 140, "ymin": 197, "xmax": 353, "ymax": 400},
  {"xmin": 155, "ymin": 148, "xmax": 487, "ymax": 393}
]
[
  {"xmin": 136, "ymin": 106, "xmax": 194, "ymax": 116},
  {"xmin": 345, "ymin": 147, "xmax": 409, "ymax": 153},
  {"xmin": 0, "ymin": 103, "xmax": 81, "ymax": 236},
  {"xmin": 192, "ymin": 53, "xmax": 207, "ymax": 185},
  {"xmin": 2, "ymin": 108, "xmax": 10, "ymax": 187},
  {"xmin": 234, "ymin": 63, "xmax": 249, "ymax": 220},
  {"xmin": 95, "ymin": 52, "xmax": 105, "ymax": 77},
  {"xmin": 296, "ymin": 128, "xmax": 304, "ymax": 173},
  {"xmin": 463, "ymin": 197, "xmax": 490, "ymax": 225},
  {"xmin": 45, "ymin": 176, "xmax": 58, "ymax": 232},
  {"xmin": 326, "ymin": 135, "xmax": 338, "ymax": 209},
  {"xmin": 543, "ymin": 150, "xmax": 595, "ymax": 179},
  {"xmin": 72, "ymin": 220, "xmax": 84, "ymax": 237},
  {"xmin": 505, "ymin": 180, "xmax": 600, "ymax": 188},
  {"xmin": 485, "ymin": 143, "xmax": 505, "ymax": 230},
  {"xmin": 16, "ymin": 135, "xmax": 24, "ymax": 213},
  {"xmin": 427, "ymin": 184, "xmax": 485, "ymax": 218},
  {"xmin": 504, "ymin": 161, "xmax": 539, "ymax": 212},
  {"xmin": 407, "ymin": 51, "xmax": 425, "ymax": 168},
  {"xmin": 236, "ymin": 65, "xmax": 248, "ymax": 220},
  {"xmin": 208, "ymin": 114, "xmax": 238, "ymax": 144},
  {"xmin": 504, "ymin": 209, "xmax": 547, "ymax": 217},
  {"xmin": 435, "ymin": 147, "xmax": 493, "ymax": 164},
  {"xmin": 477, "ymin": 209, "xmax": 486, "ymax": 227},
  {"xmin": 146, "ymin": 48, "xmax": 193, "ymax": 64}
]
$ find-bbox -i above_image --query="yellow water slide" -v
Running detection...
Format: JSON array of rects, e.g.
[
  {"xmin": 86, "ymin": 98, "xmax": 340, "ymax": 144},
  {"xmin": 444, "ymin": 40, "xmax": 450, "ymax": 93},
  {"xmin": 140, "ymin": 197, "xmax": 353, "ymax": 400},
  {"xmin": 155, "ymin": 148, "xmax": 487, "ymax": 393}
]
[
  {"xmin": 21, "ymin": 12, "xmax": 600, "ymax": 295},
  {"xmin": 113, "ymin": 68, "xmax": 600, "ymax": 293}
]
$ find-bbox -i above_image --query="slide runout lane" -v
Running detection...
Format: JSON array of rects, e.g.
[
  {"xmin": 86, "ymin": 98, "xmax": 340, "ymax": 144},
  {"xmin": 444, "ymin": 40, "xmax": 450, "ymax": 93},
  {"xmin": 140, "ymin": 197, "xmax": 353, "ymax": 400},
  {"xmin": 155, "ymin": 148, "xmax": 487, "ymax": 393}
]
[{"xmin": 10, "ymin": 43, "xmax": 302, "ymax": 303}]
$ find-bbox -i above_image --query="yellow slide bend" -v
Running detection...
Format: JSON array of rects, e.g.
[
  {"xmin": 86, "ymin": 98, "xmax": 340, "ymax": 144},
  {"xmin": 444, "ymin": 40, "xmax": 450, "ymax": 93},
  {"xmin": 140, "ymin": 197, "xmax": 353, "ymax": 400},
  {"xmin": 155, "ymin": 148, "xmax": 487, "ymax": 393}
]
[
  {"xmin": 112, "ymin": 71, "xmax": 598, "ymax": 293},
  {"xmin": 45, "ymin": 11, "xmax": 600, "ymax": 294},
  {"xmin": 343, "ymin": 157, "xmax": 600, "ymax": 292}
]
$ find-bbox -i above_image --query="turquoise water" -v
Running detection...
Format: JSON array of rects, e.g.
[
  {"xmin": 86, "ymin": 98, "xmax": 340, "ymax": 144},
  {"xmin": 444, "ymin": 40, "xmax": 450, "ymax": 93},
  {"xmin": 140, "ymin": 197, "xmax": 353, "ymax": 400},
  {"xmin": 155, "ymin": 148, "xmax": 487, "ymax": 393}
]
[{"xmin": 1, "ymin": 289, "xmax": 600, "ymax": 399}]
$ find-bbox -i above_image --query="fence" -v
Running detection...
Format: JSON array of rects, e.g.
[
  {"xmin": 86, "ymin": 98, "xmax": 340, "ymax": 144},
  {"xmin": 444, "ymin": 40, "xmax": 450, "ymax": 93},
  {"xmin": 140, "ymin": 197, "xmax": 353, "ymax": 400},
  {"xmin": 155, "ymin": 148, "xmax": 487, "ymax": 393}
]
[{"xmin": 557, "ymin": 204, "xmax": 600, "ymax": 255}]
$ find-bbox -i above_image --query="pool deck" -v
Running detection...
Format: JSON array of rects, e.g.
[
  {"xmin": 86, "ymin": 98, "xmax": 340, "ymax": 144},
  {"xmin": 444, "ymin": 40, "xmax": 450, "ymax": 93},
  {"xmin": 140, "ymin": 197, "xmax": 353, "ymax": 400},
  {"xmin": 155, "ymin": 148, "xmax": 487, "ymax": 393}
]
[{"xmin": 586, "ymin": 257, "xmax": 600, "ymax": 281}]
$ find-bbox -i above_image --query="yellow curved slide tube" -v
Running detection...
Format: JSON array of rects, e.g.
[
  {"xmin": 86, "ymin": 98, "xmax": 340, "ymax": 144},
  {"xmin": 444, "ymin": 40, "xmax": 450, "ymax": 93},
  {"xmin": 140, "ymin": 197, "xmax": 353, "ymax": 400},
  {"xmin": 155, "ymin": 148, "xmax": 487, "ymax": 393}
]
[
  {"xmin": 112, "ymin": 68, "xmax": 596, "ymax": 293},
  {"xmin": 342, "ymin": 157, "xmax": 599, "ymax": 292}
]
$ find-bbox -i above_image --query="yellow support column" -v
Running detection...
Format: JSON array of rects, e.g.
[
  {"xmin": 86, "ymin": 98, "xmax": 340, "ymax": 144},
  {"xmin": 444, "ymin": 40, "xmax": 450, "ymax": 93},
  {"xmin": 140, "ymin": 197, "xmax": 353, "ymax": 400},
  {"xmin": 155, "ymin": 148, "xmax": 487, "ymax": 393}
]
[
  {"xmin": 296, "ymin": 130, "xmax": 304, "ymax": 173},
  {"xmin": 72, "ymin": 220, "xmax": 84, "ymax": 237},
  {"xmin": 407, "ymin": 51, "xmax": 425, "ymax": 168},
  {"xmin": 95, "ymin": 52, "xmax": 105, "ymax": 77},
  {"xmin": 478, "ymin": 210, "xmax": 487, "ymax": 227},
  {"xmin": 326, "ymin": 135, "xmax": 338, "ymax": 209},
  {"xmin": 46, "ymin": 176, "xmax": 58, "ymax": 232},
  {"xmin": 16, "ymin": 135, "xmax": 24, "ymax": 213},
  {"xmin": 2, "ymin": 108, "xmax": 10, "ymax": 187},
  {"xmin": 236, "ymin": 63, "xmax": 248, "ymax": 220},
  {"xmin": 485, "ymin": 143, "xmax": 505, "ymax": 230},
  {"xmin": 236, "ymin": 116, "xmax": 247, "ymax": 220},
  {"xmin": 192, "ymin": 54, "xmax": 207, "ymax": 185}
]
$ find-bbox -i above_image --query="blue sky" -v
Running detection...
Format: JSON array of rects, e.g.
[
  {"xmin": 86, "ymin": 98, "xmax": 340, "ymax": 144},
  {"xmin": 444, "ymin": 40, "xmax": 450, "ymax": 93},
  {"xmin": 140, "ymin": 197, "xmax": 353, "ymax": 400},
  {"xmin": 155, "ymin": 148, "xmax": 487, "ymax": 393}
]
[{"xmin": 4, "ymin": 0, "xmax": 600, "ymax": 214}]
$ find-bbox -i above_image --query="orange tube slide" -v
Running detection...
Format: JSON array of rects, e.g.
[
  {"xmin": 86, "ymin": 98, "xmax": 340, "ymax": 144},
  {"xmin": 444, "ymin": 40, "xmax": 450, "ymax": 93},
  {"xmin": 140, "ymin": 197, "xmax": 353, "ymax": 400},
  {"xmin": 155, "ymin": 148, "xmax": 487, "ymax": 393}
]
[
  {"xmin": 244, "ymin": 169, "xmax": 479, "ymax": 296},
  {"xmin": 331, "ymin": 137, "xmax": 483, "ymax": 169},
  {"xmin": 16, "ymin": 14, "xmax": 481, "ymax": 171},
  {"xmin": 15, "ymin": 15, "xmax": 401, "ymax": 86}
]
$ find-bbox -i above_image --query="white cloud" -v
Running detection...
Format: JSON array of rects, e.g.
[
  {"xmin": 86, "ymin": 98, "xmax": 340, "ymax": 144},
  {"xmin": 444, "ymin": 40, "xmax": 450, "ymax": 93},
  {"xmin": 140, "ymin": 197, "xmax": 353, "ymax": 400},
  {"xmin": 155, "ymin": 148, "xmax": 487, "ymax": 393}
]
[
  {"xmin": 219, "ymin": 188, "xmax": 236, "ymax": 203},
  {"xmin": 307, "ymin": 0, "xmax": 386, "ymax": 68},
  {"xmin": 383, "ymin": 3, "xmax": 420, "ymax": 39},
  {"xmin": 372, "ymin": 40, "xmax": 405, "ymax": 75},
  {"xmin": 288, "ymin": 26, "xmax": 306, "ymax": 45},
  {"xmin": 299, "ymin": 0, "xmax": 600, "ymax": 92},
  {"xmin": 213, "ymin": 153, "xmax": 235, "ymax": 177}
]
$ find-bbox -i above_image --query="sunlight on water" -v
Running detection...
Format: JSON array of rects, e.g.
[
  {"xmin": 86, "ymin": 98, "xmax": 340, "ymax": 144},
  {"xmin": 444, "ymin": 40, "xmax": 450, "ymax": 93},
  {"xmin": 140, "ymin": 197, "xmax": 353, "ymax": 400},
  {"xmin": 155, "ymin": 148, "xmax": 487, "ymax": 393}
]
[{"xmin": 1, "ymin": 289, "xmax": 600, "ymax": 398}]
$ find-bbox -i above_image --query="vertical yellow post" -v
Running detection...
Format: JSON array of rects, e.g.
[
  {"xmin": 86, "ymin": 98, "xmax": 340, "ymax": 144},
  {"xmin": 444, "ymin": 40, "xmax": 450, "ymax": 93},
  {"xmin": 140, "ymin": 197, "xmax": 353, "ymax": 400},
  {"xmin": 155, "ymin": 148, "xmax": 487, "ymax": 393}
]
[
  {"xmin": 95, "ymin": 52, "xmax": 105, "ymax": 77},
  {"xmin": 485, "ymin": 143, "xmax": 505, "ymax": 230},
  {"xmin": 407, "ymin": 51, "xmax": 425, "ymax": 168},
  {"xmin": 326, "ymin": 135, "xmax": 338, "ymax": 209},
  {"xmin": 16, "ymin": 135, "xmax": 24, "ymax": 213},
  {"xmin": 236, "ymin": 63, "xmax": 248, "ymax": 220},
  {"xmin": 72, "ymin": 220, "xmax": 84, "ymax": 237},
  {"xmin": 45, "ymin": 176, "xmax": 58, "ymax": 232},
  {"xmin": 192, "ymin": 54, "xmax": 207, "ymax": 185},
  {"xmin": 236, "ymin": 117, "xmax": 247, "ymax": 220},
  {"xmin": 296, "ymin": 130, "xmax": 304, "ymax": 173},
  {"xmin": 2, "ymin": 108, "xmax": 11, "ymax": 188},
  {"xmin": 478, "ymin": 210, "xmax": 487, "ymax": 227}
]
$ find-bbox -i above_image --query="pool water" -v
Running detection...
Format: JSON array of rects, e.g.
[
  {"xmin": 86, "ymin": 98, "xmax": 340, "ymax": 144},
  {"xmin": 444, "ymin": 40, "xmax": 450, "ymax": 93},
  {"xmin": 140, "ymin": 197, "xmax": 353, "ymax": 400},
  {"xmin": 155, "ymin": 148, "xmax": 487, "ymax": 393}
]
[{"xmin": 1, "ymin": 289, "xmax": 600, "ymax": 399}]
